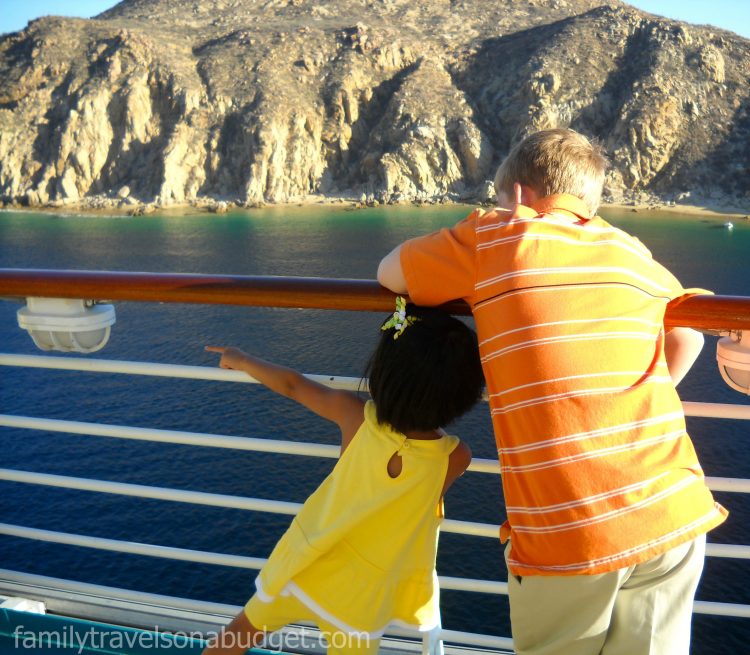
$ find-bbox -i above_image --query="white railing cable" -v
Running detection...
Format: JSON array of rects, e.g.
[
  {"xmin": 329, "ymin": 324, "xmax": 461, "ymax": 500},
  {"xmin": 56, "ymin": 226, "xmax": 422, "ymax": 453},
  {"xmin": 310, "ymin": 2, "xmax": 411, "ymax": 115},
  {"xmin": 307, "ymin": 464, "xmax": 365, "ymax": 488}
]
[
  {"xmin": 2, "ymin": 353, "xmax": 750, "ymax": 421},
  {"xmin": 682, "ymin": 401, "xmax": 750, "ymax": 420},
  {"xmin": 0, "ymin": 414, "xmax": 340, "ymax": 460},
  {"xmin": 2, "ymin": 468, "xmax": 749, "ymax": 559},
  {"xmin": 0, "ymin": 566, "xmax": 242, "ymax": 618},
  {"xmin": 693, "ymin": 600, "xmax": 750, "ymax": 619},
  {"xmin": 438, "ymin": 629, "xmax": 515, "ymax": 650},
  {"xmin": 1, "ymin": 520, "xmax": 747, "ymax": 624},
  {"xmin": 0, "ymin": 413, "xmax": 499, "ymax": 473},
  {"xmin": 3, "ymin": 351, "xmax": 750, "ymax": 637},
  {"xmin": 0, "ymin": 568, "xmax": 513, "ymax": 654},
  {"xmin": 0, "ymin": 522, "xmax": 501, "ymax": 596},
  {"xmin": 0, "ymin": 522, "xmax": 267, "ymax": 570},
  {"xmin": 0, "ymin": 468, "xmax": 495, "ymax": 539},
  {"xmin": 2, "ymin": 414, "xmax": 749, "ymax": 491},
  {"xmin": 704, "ymin": 476, "xmax": 750, "ymax": 493},
  {"xmin": 0, "ymin": 353, "xmax": 363, "ymax": 390},
  {"xmin": 0, "ymin": 468, "xmax": 303, "ymax": 515},
  {"xmin": 1, "ymin": 523, "xmax": 749, "ymax": 621}
]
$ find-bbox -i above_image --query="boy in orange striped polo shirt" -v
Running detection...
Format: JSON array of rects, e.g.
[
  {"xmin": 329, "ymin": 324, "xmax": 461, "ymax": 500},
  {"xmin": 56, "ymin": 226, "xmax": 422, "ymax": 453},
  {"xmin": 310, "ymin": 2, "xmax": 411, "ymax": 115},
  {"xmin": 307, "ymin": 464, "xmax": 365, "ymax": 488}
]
[{"xmin": 377, "ymin": 128, "xmax": 726, "ymax": 655}]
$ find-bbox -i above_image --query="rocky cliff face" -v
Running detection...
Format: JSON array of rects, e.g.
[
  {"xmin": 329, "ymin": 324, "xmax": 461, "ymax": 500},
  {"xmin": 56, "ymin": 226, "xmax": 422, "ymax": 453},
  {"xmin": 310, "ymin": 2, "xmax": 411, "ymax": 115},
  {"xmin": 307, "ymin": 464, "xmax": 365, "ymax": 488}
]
[{"xmin": 1, "ymin": 0, "xmax": 748, "ymax": 210}]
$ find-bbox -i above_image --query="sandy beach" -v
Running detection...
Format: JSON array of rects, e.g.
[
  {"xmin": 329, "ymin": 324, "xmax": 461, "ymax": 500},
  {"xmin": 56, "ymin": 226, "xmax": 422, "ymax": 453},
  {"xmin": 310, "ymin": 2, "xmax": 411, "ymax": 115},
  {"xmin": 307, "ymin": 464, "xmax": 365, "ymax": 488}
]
[
  {"xmin": 604, "ymin": 201, "xmax": 750, "ymax": 220},
  {"xmin": 2, "ymin": 194, "xmax": 749, "ymax": 220}
]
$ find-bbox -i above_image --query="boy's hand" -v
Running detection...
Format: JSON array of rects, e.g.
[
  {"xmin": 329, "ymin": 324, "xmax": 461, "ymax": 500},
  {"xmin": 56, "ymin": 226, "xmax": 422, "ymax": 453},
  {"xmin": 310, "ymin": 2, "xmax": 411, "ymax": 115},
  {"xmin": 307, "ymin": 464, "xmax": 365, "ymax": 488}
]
[{"xmin": 205, "ymin": 346, "xmax": 247, "ymax": 371}]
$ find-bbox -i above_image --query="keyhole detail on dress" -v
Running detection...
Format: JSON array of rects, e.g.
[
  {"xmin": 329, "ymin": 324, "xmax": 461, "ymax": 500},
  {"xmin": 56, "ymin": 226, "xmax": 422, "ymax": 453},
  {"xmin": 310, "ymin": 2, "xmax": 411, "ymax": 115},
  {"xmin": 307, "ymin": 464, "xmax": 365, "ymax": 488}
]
[{"xmin": 387, "ymin": 452, "xmax": 403, "ymax": 478}]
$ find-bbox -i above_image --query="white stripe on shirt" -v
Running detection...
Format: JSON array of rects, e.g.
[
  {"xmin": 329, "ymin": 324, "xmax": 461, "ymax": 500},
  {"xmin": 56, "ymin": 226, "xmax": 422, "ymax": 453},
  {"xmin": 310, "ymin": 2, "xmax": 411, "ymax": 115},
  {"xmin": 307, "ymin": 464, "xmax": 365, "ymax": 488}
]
[
  {"xmin": 510, "ymin": 477, "xmax": 698, "ymax": 534},
  {"xmin": 490, "ymin": 376, "xmax": 675, "ymax": 416},
  {"xmin": 490, "ymin": 370, "xmax": 666, "ymax": 399},
  {"xmin": 497, "ymin": 411, "xmax": 684, "ymax": 456},
  {"xmin": 505, "ymin": 472, "xmax": 674, "ymax": 514},
  {"xmin": 499, "ymin": 429, "xmax": 684, "ymax": 474},
  {"xmin": 478, "ymin": 316, "xmax": 661, "ymax": 348},
  {"xmin": 481, "ymin": 331, "xmax": 659, "ymax": 364},
  {"xmin": 477, "ymin": 234, "xmax": 656, "ymax": 268},
  {"xmin": 506, "ymin": 509, "xmax": 723, "ymax": 573},
  {"xmin": 475, "ymin": 216, "xmax": 628, "ymax": 236}
]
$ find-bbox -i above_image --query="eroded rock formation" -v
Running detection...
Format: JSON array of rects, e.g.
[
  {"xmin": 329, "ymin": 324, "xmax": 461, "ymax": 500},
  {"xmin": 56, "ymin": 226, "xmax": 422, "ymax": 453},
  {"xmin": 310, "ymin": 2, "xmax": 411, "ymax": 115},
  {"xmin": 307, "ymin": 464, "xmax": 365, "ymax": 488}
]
[{"xmin": 0, "ymin": 0, "xmax": 748, "ymax": 209}]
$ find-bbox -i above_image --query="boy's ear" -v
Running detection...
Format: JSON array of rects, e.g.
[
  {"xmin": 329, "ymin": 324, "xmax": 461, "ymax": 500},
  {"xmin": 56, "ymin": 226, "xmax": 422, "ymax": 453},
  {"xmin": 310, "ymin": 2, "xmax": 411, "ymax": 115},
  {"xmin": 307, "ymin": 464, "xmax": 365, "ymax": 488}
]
[
  {"xmin": 497, "ymin": 183, "xmax": 539, "ymax": 210},
  {"xmin": 515, "ymin": 183, "xmax": 539, "ymax": 206}
]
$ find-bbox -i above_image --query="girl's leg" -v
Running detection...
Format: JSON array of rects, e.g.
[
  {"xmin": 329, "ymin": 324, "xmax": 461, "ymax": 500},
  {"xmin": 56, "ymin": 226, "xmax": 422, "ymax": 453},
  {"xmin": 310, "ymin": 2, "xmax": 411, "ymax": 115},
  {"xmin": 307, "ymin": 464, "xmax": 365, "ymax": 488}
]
[
  {"xmin": 317, "ymin": 620, "xmax": 380, "ymax": 655},
  {"xmin": 202, "ymin": 609, "xmax": 265, "ymax": 655}
]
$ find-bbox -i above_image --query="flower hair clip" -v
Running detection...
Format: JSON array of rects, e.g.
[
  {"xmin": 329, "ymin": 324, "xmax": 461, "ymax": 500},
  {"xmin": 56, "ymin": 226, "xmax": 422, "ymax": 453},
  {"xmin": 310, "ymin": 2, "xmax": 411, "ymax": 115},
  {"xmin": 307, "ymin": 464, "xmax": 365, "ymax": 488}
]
[{"xmin": 382, "ymin": 296, "xmax": 419, "ymax": 340}]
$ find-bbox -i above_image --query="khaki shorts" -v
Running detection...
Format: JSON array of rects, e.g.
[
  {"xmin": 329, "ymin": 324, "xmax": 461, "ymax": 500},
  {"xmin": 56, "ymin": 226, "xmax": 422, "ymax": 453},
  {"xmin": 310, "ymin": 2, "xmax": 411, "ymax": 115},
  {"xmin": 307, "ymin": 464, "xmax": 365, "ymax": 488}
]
[
  {"xmin": 505, "ymin": 535, "xmax": 706, "ymax": 655},
  {"xmin": 244, "ymin": 593, "xmax": 380, "ymax": 655}
]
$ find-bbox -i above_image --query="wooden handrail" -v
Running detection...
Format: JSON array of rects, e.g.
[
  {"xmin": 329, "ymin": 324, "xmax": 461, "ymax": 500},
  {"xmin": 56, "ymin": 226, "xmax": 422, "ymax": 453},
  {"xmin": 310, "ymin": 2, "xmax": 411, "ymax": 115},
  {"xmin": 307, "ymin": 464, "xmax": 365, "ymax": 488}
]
[{"xmin": 1, "ymin": 268, "xmax": 749, "ymax": 330}]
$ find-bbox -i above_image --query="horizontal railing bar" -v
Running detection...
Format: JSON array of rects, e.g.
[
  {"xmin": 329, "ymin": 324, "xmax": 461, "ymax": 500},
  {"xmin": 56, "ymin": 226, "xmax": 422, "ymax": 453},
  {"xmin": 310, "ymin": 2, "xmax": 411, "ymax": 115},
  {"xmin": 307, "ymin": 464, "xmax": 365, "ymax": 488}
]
[
  {"xmin": 0, "ymin": 522, "xmax": 267, "ymax": 570},
  {"xmin": 438, "ymin": 629, "xmax": 514, "ymax": 651},
  {"xmin": 6, "ymin": 415, "xmax": 750, "ymax": 487},
  {"xmin": 0, "ymin": 414, "xmax": 341, "ymax": 460},
  {"xmin": 3, "ymin": 355, "xmax": 749, "ymax": 422},
  {"xmin": 439, "ymin": 577, "xmax": 508, "ymax": 595},
  {"xmin": 442, "ymin": 519, "xmax": 498, "ymax": 539},
  {"xmin": 0, "ymin": 567, "xmax": 242, "ymax": 620},
  {"xmin": 704, "ymin": 543, "xmax": 750, "ymax": 559},
  {"xmin": 3, "ymin": 469, "xmax": 749, "ymax": 556},
  {"xmin": 0, "ymin": 523, "xmax": 497, "ymax": 596},
  {"xmin": 0, "ymin": 354, "xmax": 364, "ymax": 391},
  {"xmin": 693, "ymin": 600, "xmax": 750, "ymax": 619},
  {"xmin": 2, "ymin": 523, "xmax": 748, "ymax": 621},
  {"xmin": 0, "ymin": 269, "xmax": 464, "ymax": 315},
  {"xmin": 0, "ymin": 568, "xmax": 476, "ymax": 647},
  {"xmin": 0, "ymin": 468, "xmax": 303, "ymax": 515},
  {"xmin": 682, "ymin": 401, "xmax": 750, "ymax": 420},
  {"xmin": 0, "ymin": 469, "xmax": 497, "ymax": 539},
  {"xmin": 0, "ymin": 413, "xmax": 500, "ymax": 474},
  {"xmin": 1, "ymin": 269, "xmax": 750, "ymax": 330},
  {"xmin": 704, "ymin": 477, "xmax": 750, "ymax": 493}
]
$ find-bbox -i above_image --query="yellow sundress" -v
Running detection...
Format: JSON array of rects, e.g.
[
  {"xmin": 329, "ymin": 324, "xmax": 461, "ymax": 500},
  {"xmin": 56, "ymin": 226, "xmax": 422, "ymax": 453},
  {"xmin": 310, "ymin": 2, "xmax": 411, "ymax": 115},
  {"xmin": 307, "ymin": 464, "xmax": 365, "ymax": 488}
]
[{"xmin": 254, "ymin": 400, "xmax": 460, "ymax": 637}]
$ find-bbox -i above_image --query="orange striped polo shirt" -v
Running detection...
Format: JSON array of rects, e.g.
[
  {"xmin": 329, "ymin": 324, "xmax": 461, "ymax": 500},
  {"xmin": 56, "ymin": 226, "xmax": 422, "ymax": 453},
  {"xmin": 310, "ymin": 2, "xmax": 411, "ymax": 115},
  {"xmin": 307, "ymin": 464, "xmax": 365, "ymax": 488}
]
[{"xmin": 401, "ymin": 194, "xmax": 727, "ymax": 576}]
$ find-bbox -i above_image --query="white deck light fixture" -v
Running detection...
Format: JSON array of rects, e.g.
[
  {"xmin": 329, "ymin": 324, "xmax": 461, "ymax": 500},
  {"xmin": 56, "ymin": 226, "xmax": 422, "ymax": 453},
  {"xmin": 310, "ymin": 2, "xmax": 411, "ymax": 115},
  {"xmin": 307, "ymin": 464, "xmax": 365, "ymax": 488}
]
[
  {"xmin": 17, "ymin": 297, "xmax": 116, "ymax": 354},
  {"xmin": 717, "ymin": 331, "xmax": 750, "ymax": 395}
]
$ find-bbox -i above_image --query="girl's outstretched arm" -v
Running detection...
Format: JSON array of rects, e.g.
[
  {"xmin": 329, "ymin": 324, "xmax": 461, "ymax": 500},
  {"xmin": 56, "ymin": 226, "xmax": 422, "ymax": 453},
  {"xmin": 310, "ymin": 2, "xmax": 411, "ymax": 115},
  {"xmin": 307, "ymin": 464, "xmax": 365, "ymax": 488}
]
[{"xmin": 205, "ymin": 346, "xmax": 365, "ymax": 450}]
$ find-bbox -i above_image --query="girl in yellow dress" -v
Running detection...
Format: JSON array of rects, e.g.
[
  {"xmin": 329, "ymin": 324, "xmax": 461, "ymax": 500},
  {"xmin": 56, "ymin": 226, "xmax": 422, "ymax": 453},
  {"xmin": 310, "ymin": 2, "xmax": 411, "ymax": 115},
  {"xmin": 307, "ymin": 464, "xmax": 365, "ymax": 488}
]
[{"xmin": 203, "ymin": 299, "xmax": 484, "ymax": 654}]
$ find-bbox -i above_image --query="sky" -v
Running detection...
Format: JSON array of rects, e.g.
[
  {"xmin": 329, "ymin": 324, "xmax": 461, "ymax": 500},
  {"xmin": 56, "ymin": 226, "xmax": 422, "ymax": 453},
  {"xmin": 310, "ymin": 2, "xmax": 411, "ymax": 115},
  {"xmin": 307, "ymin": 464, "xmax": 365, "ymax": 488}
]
[{"xmin": 1, "ymin": 0, "xmax": 749, "ymax": 38}]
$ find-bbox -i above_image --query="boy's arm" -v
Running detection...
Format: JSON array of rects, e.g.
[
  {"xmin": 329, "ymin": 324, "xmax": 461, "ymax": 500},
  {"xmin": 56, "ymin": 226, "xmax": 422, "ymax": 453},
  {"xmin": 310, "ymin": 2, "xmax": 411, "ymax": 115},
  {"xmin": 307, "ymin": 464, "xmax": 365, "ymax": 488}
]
[
  {"xmin": 378, "ymin": 213, "xmax": 479, "ymax": 304},
  {"xmin": 205, "ymin": 346, "xmax": 365, "ymax": 450},
  {"xmin": 377, "ymin": 244, "xmax": 408, "ymax": 293},
  {"xmin": 664, "ymin": 327, "xmax": 704, "ymax": 387}
]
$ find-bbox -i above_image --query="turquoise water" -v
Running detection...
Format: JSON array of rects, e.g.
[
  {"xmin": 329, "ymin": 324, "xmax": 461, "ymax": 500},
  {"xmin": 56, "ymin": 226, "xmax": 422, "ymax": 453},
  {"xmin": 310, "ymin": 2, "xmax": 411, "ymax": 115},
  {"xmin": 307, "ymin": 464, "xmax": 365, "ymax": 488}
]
[{"xmin": 0, "ymin": 205, "xmax": 749, "ymax": 653}]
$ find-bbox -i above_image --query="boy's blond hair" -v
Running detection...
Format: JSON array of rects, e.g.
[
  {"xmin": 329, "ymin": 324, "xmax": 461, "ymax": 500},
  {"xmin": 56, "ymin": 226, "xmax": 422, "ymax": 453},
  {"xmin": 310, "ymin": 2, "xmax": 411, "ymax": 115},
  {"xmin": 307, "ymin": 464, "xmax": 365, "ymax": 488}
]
[{"xmin": 494, "ymin": 128, "xmax": 608, "ymax": 216}]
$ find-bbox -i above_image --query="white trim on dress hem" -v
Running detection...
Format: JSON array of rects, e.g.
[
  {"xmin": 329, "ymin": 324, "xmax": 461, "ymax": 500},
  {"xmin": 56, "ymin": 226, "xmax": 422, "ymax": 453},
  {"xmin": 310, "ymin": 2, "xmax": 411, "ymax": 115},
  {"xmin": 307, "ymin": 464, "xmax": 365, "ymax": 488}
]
[{"xmin": 253, "ymin": 576, "xmax": 438, "ymax": 638}]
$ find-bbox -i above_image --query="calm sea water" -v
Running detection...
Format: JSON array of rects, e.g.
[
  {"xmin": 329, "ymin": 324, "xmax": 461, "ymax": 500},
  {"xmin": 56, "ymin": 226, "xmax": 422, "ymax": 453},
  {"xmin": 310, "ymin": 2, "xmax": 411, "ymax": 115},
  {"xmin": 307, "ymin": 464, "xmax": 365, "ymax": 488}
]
[{"xmin": 1, "ymin": 205, "xmax": 749, "ymax": 654}]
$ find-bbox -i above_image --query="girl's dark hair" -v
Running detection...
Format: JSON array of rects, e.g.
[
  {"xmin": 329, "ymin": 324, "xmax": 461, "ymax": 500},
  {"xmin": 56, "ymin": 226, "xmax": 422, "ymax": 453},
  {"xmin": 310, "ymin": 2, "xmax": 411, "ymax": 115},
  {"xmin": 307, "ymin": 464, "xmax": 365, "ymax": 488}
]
[{"xmin": 365, "ymin": 304, "xmax": 484, "ymax": 433}]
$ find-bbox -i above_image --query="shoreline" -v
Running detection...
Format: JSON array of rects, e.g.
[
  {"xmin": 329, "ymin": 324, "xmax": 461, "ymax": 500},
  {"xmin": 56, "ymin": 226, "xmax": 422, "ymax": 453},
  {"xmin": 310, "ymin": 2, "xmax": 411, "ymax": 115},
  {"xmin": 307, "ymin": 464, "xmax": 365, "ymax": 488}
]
[
  {"xmin": 604, "ymin": 201, "xmax": 749, "ymax": 220},
  {"xmin": 1, "ymin": 196, "xmax": 748, "ymax": 220}
]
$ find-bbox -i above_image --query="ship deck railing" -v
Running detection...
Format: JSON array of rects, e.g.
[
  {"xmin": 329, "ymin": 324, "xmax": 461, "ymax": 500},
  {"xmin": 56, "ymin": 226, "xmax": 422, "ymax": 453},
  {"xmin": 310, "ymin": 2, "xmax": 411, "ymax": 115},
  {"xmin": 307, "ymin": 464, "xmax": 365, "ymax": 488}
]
[{"xmin": 1, "ymin": 269, "xmax": 750, "ymax": 654}]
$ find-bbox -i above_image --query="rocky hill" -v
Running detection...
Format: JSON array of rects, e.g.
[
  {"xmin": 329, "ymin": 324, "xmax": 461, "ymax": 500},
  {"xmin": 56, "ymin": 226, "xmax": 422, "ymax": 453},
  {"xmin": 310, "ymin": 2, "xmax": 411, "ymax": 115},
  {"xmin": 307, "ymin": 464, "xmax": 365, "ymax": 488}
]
[{"xmin": 0, "ymin": 0, "xmax": 748, "ymax": 211}]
